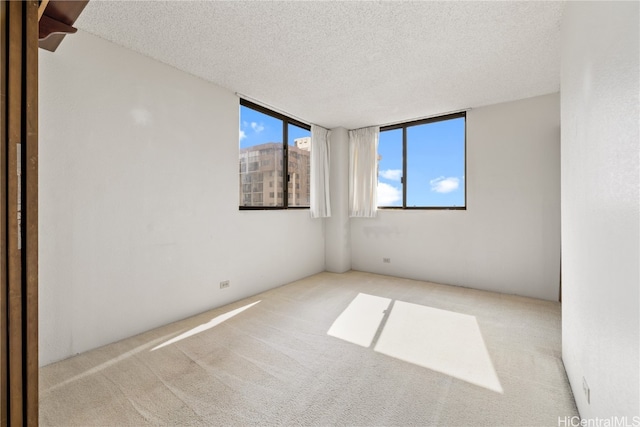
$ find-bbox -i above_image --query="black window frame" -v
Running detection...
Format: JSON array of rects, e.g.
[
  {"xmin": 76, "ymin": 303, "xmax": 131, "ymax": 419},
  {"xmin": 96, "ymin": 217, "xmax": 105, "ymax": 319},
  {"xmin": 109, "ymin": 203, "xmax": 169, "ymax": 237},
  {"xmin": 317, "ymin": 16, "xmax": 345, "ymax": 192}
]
[
  {"xmin": 239, "ymin": 99, "xmax": 311, "ymax": 210},
  {"xmin": 379, "ymin": 111, "xmax": 467, "ymax": 210}
]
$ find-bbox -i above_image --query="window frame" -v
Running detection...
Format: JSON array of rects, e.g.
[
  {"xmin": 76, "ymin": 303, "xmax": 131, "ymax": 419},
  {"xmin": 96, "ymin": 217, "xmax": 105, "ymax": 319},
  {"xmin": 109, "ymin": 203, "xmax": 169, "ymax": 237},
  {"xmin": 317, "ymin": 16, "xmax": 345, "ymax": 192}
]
[
  {"xmin": 239, "ymin": 99, "xmax": 311, "ymax": 210},
  {"xmin": 378, "ymin": 111, "xmax": 467, "ymax": 210}
]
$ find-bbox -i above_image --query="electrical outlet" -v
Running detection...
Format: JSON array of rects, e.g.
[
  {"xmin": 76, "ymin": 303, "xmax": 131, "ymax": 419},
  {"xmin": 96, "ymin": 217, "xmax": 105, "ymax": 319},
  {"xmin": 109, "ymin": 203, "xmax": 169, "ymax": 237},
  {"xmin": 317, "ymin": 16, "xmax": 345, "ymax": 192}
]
[
  {"xmin": 383, "ymin": 258, "xmax": 391, "ymax": 263},
  {"xmin": 582, "ymin": 377, "xmax": 590, "ymax": 404},
  {"xmin": 220, "ymin": 280, "xmax": 230, "ymax": 289}
]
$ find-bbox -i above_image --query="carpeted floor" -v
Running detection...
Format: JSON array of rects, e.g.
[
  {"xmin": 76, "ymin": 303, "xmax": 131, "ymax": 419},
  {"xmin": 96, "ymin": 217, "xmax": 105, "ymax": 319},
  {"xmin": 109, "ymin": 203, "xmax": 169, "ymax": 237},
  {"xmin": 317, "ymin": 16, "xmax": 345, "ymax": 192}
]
[{"xmin": 40, "ymin": 271, "xmax": 578, "ymax": 426}]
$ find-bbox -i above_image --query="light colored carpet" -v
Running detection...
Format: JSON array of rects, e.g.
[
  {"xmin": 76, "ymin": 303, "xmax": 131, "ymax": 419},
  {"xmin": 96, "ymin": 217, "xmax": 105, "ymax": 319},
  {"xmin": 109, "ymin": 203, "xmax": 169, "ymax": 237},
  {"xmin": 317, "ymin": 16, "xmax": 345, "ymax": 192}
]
[{"xmin": 40, "ymin": 271, "xmax": 578, "ymax": 426}]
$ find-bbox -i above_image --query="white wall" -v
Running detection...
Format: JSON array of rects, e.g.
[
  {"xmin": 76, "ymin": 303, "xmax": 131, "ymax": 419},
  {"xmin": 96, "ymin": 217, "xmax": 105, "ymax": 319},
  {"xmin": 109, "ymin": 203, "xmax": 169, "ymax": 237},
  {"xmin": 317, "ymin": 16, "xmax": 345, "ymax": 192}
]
[
  {"xmin": 39, "ymin": 31, "xmax": 325, "ymax": 366},
  {"xmin": 561, "ymin": 2, "xmax": 639, "ymax": 419},
  {"xmin": 325, "ymin": 128, "xmax": 351, "ymax": 273},
  {"xmin": 351, "ymin": 93, "xmax": 561, "ymax": 301}
]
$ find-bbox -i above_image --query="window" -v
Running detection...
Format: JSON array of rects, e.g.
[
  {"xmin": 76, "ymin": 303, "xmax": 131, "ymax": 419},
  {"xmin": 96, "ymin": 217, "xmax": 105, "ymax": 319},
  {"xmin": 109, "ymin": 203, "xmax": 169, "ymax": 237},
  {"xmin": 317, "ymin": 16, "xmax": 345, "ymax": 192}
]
[
  {"xmin": 378, "ymin": 112, "xmax": 466, "ymax": 209},
  {"xmin": 239, "ymin": 99, "xmax": 311, "ymax": 208}
]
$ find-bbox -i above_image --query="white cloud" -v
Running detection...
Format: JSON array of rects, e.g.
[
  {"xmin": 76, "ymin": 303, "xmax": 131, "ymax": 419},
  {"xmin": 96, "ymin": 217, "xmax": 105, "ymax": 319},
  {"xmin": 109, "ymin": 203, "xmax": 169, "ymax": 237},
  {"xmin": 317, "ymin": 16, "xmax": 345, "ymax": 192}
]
[
  {"xmin": 250, "ymin": 122, "xmax": 264, "ymax": 133},
  {"xmin": 379, "ymin": 169, "xmax": 402, "ymax": 181},
  {"xmin": 239, "ymin": 129, "xmax": 246, "ymax": 140},
  {"xmin": 377, "ymin": 182, "xmax": 402, "ymax": 205},
  {"xmin": 430, "ymin": 176, "xmax": 460, "ymax": 193}
]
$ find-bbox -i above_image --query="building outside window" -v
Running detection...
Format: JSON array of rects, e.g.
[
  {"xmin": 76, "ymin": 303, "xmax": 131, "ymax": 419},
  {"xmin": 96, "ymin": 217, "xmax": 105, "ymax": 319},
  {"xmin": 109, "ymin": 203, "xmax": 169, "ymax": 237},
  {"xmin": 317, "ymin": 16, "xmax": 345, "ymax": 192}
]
[{"xmin": 239, "ymin": 100, "xmax": 311, "ymax": 208}]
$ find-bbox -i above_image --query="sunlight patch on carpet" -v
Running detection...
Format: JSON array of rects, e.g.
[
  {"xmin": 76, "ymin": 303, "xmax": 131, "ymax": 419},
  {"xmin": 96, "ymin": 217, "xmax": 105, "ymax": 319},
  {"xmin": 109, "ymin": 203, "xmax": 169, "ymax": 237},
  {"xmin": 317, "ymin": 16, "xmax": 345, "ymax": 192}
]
[
  {"xmin": 374, "ymin": 301, "xmax": 503, "ymax": 393},
  {"xmin": 43, "ymin": 333, "xmax": 177, "ymax": 393},
  {"xmin": 328, "ymin": 295, "xmax": 503, "ymax": 393},
  {"xmin": 151, "ymin": 300, "xmax": 261, "ymax": 351},
  {"xmin": 327, "ymin": 293, "xmax": 391, "ymax": 347}
]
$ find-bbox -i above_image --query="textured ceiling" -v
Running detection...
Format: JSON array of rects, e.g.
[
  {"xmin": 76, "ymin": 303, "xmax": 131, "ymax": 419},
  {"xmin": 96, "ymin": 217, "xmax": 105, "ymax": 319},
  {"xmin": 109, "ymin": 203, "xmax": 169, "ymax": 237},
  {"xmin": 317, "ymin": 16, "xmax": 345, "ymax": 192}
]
[{"xmin": 75, "ymin": 1, "xmax": 564, "ymax": 129}]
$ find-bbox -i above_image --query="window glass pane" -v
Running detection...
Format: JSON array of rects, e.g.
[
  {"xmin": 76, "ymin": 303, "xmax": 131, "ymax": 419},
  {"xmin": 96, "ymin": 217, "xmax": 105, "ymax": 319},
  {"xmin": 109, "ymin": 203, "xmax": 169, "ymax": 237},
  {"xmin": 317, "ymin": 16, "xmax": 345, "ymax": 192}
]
[
  {"xmin": 377, "ymin": 128, "xmax": 403, "ymax": 207},
  {"xmin": 287, "ymin": 124, "xmax": 311, "ymax": 207},
  {"xmin": 239, "ymin": 105, "xmax": 284, "ymax": 206},
  {"xmin": 406, "ymin": 117, "xmax": 465, "ymax": 207}
]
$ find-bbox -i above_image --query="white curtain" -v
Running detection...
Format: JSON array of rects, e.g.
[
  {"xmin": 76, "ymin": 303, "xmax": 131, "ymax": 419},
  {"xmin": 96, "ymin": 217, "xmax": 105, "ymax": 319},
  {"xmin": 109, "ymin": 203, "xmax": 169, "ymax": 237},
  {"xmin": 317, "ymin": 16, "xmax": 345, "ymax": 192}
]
[
  {"xmin": 349, "ymin": 126, "xmax": 379, "ymax": 218},
  {"xmin": 310, "ymin": 125, "xmax": 331, "ymax": 218}
]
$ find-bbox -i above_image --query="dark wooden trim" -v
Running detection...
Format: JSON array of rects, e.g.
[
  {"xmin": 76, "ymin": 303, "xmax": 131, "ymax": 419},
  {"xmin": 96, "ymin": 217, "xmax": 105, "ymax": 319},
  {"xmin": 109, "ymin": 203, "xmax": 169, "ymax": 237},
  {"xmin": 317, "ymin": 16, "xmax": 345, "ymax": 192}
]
[
  {"xmin": 7, "ymin": 4, "xmax": 25, "ymax": 424},
  {"xmin": 379, "ymin": 111, "xmax": 467, "ymax": 132},
  {"xmin": 38, "ymin": 0, "xmax": 88, "ymax": 52},
  {"xmin": 378, "ymin": 206, "xmax": 467, "ymax": 211},
  {"xmin": 39, "ymin": 0, "xmax": 88, "ymax": 27},
  {"xmin": 239, "ymin": 98, "xmax": 310, "ymax": 131},
  {"xmin": 2, "ymin": 1, "xmax": 39, "ymax": 424},
  {"xmin": 283, "ymin": 118, "xmax": 289, "ymax": 208},
  {"xmin": 0, "ymin": 1, "xmax": 8, "ymax": 424},
  {"xmin": 38, "ymin": 13, "xmax": 76, "ymax": 41},
  {"xmin": 37, "ymin": 0, "xmax": 50, "ymax": 21},
  {"xmin": 239, "ymin": 206, "xmax": 310, "ymax": 211},
  {"xmin": 402, "ymin": 125, "xmax": 407, "ymax": 208},
  {"xmin": 24, "ymin": 2, "xmax": 39, "ymax": 424},
  {"xmin": 463, "ymin": 114, "xmax": 467, "ymax": 210}
]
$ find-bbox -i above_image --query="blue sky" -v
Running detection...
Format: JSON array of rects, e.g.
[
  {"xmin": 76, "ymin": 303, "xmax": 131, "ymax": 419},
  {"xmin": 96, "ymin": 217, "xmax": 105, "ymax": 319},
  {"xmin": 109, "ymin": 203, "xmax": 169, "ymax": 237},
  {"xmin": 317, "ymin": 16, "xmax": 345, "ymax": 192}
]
[
  {"xmin": 239, "ymin": 106, "xmax": 281, "ymax": 148},
  {"xmin": 240, "ymin": 105, "xmax": 309, "ymax": 148},
  {"xmin": 378, "ymin": 118, "xmax": 465, "ymax": 207},
  {"xmin": 241, "ymin": 105, "xmax": 465, "ymax": 207}
]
